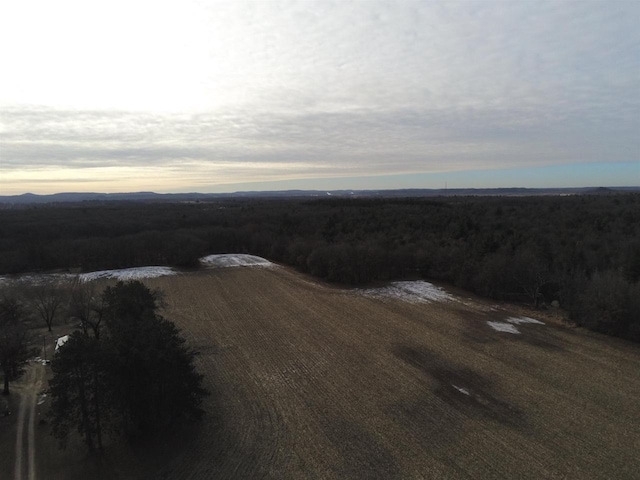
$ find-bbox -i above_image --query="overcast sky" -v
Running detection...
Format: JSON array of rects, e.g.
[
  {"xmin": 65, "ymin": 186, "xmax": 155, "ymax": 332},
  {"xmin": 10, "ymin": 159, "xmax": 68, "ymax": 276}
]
[{"xmin": 0, "ymin": 0, "xmax": 638, "ymax": 194}]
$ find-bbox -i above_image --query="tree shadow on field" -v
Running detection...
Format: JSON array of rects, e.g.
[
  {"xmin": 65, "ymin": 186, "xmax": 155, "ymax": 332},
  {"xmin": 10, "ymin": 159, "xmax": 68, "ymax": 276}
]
[
  {"xmin": 103, "ymin": 340, "xmax": 232, "ymax": 480},
  {"xmin": 122, "ymin": 403, "xmax": 224, "ymax": 480},
  {"xmin": 172, "ymin": 342, "xmax": 293, "ymax": 480},
  {"xmin": 390, "ymin": 345, "xmax": 530, "ymax": 444}
]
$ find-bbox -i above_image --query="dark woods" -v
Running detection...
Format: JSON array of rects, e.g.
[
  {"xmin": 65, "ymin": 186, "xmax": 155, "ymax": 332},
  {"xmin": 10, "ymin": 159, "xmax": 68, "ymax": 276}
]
[
  {"xmin": 1, "ymin": 194, "xmax": 639, "ymax": 341},
  {"xmin": 48, "ymin": 281, "xmax": 207, "ymax": 451}
]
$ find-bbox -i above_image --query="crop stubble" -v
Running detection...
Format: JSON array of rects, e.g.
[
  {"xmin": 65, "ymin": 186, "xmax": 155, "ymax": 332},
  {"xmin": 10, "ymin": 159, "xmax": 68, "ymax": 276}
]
[{"xmin": 134, "ymin": 267, "xmax": 640, "ymax": 479}]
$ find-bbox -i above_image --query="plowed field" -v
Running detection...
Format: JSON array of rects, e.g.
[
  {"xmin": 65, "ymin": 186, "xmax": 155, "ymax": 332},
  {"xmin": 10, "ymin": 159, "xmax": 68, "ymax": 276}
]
[{"xmin": 31, "ymin": 266, "xmax": 640, "ymax": 479}]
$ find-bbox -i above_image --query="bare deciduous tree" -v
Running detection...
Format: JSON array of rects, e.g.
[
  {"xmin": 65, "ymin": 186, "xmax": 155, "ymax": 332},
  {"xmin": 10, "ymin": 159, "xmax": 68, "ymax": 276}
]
[
  {"xmin": 29, "ymin": 278, "xmax": 70, "ymax": 332},
  {"xmin": 68, "ymin": 279, "xmax": 106, "ymax": 339},
  {"xmin": 511, "ymin": 249, "xmax": 550, "ymax": 308}
]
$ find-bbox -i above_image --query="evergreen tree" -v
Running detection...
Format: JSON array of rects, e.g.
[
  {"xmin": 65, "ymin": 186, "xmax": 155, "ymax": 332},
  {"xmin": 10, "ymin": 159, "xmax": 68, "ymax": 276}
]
[
  {"xmin": 102, "ymin": 281, "xmax": 207, "ymax": 434},
  {"xmin": 47, "ymin": 281, "xmax": 208, "ymax": 449},
  {"xmin": 0, "ymin": 298, "xmax": 34, "ymax": 395},
  {"xmin": 48, "ymin": 332, "xmax": 113, "ymax": 450}
]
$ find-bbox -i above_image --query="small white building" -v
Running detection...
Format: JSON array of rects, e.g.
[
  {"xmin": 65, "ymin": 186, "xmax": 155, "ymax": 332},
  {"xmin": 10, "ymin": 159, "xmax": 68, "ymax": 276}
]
[{"xmin": 54, "ymin": 335, "xmax": 69, "ymax": 352}]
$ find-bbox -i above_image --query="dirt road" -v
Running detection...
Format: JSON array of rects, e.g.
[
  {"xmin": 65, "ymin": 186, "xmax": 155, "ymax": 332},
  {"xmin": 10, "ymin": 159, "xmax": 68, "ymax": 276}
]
[{"xmin": 14, "ymin": 363, "xmax": 45, "ymax": 480}]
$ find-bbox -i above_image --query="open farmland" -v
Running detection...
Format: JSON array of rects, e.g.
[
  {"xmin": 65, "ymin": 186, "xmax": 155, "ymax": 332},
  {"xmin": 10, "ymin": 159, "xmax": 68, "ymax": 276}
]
[
  {"xmin": 17, "ymin": 263, "xmax": 640, "ymax": 479},
  {"xmin": 127, "ymin": 266, "xmax": 640, "ymax": 479}
]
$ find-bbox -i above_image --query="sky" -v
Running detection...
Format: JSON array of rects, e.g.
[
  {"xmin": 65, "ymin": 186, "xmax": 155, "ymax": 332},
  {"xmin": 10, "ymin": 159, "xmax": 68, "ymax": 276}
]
[{"xmin": 0, "ymin": 0, "xmax": 638, "ymax": 195}]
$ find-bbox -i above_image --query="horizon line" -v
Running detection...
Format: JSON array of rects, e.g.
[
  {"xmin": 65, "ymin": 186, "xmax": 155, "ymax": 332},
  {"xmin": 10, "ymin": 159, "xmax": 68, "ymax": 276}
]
[{"xmin": 2, "ymin": 185, "xmax": 639, "ymax": 199}]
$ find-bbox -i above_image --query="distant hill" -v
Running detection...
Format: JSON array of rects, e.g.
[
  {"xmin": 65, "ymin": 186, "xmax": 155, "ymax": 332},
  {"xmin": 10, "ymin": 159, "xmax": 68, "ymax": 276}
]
[{"xmin": 0, "ymin": 186, "xmax": 638, "ymax": 205}]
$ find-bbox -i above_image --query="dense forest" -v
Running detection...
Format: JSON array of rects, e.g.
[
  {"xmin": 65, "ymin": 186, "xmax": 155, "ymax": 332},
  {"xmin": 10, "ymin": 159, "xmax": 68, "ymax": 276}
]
[{"xmin": 1, "ymin": 194, "xmax": 639, "ymax": 341}]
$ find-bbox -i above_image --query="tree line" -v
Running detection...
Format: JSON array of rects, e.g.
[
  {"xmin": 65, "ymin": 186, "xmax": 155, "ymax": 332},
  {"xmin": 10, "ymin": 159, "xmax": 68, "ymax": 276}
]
[
  {"xmin": 1, "ymin": 194, "xmax": 638, "ymax": 341},
  {"xmin": 0, "ymin": 279, "xmax": 208, "ymax": 451},
  {"xmin": 49, "ymin": 281, "xmax": 207, "ymax": 450}
]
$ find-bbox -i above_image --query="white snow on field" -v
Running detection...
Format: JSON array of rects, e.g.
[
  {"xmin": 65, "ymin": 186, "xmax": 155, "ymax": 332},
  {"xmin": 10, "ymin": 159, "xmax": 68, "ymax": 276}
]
[
  {"xmin": 3, "ymin": 256, "xmax": 272, "ymax": 285},
  {"xmin": 487, "ymin": 321, "xmax": 521, "ymax": 334},
  {"xmin": 0, "ymin": 267, "xmax": 176, "ymax": 286},
  {"xmin": 487, "ymin": 315, "xmax": 545, "ymax": 334},
  {"xmin": 0, "ymin": 273, "xmax": 74, "ymax": 286},
  {"xmin": 79, "ymin": 266, "xmax": 177, "ymax": 282},
  {"xmin": 359, "ymin": 281, "xmax": 452, "ymax": 304},
  {"xmin": 200, "ymin": 254, "xmax": 273, "ymax": 268},
  {"xmin": 506, "ymin": 316, "xmax": 545, "ymax": 325},
  {"xmin": 452, "ymin": 384, "xmax": 470, "ymax": 395}
]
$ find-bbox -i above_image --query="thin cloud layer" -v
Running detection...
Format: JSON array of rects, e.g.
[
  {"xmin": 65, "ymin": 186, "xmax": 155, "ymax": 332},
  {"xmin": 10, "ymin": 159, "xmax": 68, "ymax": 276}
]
[{"xmin": 0, "ymin": 0, "xmax": 638, "ymax": 193}]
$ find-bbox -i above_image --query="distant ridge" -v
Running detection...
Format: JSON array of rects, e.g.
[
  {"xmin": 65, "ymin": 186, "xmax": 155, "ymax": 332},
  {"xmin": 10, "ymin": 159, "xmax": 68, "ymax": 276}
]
[{"xmin": 0, "ymin": 187, "xmax": 638, "ymax": 205}]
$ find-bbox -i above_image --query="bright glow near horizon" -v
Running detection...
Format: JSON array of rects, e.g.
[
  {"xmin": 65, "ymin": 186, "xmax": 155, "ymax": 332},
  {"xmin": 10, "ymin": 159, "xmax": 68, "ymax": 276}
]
[{"xmin": 1, "ymin": 0, "xmax": 638, "ymax": 195}]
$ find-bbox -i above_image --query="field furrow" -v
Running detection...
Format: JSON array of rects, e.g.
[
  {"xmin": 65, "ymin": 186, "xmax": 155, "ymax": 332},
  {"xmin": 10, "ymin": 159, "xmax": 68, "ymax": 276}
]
[{"xmin": 59, "ymin": 266, "xmax": 640, "ymax": 479}]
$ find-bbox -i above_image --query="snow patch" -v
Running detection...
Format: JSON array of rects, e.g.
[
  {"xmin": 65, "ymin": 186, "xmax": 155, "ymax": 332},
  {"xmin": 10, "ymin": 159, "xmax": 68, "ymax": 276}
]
[
  {"xmin": 452, "ymin": 384, "xmax": 470, "ymax": 395},
  {"xmin": 506, "ymin": 316, "xmax": 544, "ymax": 325},
  {"xmin": 359, "ymin": 281, "xmax": 452, "ymax": 304},
  {"xmin": 200, "ymin": 254, "xmax": 273, "ymax": 268},
  {"xmin": 79, "ymin": 266, "xmax": 176, "ymax": 282},
  {"xmin": 487, "ymin": 315, "xmax": 545, "ymax": 334},
  {"xmin": 458, "ymin": 299, "xmax": 498, "ymax": 312},
  {"xmin": 0, "ymin": 267, "xmax": 175, "ymax": 286},
  {"xmin": 487, "ymin": 322, "xmax": 521, "ymax": 334},
  {"xmin": 0, "ymin": 273, "xmax": 74, "ymax": 286}
]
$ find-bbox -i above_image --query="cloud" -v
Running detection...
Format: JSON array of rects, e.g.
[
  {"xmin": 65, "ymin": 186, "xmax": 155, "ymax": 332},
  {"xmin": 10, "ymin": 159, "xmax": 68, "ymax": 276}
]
[{"xmin": 0, "ymin": 0, "xmax": 638, "ymax": 193}]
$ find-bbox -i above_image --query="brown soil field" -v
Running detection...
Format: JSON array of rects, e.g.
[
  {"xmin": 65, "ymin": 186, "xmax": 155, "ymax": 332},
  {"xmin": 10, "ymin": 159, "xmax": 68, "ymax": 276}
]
[{"xmin": 5, "ymin": 266, "xmax": 640, "ymax": 479}]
